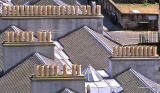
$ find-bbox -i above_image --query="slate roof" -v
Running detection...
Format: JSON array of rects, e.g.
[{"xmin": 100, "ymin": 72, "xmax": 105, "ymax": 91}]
[
  {"xmin": 34, "ymin": 0, "xmax": 57, "ymax": 5},
  {"xmin": 58, "ymin": 26, "xmax": 118, "ymax": 72},
  {"xmin": 0, "ymin": 52, "xmax": 68, "ymax": 93},
  {"xmin": 107, "ymin": 31, "xmax": 158, "ymax": 45},
  {"xmin": 115, "ymin": 68, "xmax": 156, "ymax": 93},
  {"xmin": 12, "ymin": 0, "xmax": 78, "ymax": 5},
  {"xmin": 11, "ymin": 0, "xmax": 38, "ymax": 5},
  {"xmin": 0, "ymin": 53, "xmax": 43, "ymax": 93},
  {"xmin": 133, "ymin": 70, "xmax": 160, "ymax": 93}
]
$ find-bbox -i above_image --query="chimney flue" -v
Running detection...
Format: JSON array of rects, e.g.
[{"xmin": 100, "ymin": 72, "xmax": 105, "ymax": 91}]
[
  {"xmin": 63, "ymin": 64, "xmax": 67, "ymax": 75},
  {"xmin": 77, "ymin": 65, "xmax": 82, "ymax": 76},
  {"xmin": 37, "ymin": 32, "xmax": 42, "ymax": 42},
  {"xmin": 72, "ymin": 64, "xmax": 76, "ymax": 76},
  {"xmin": 44, "ymin": 65, "xmax": 49, "ymax": 76},
  {"xmin": 15, "ymin": 32, "xmax": 20, "ymax": 42},
  {"xmin": 54, "ymin": 65, "xmax": 59, "ymax": 76},
  {"xmin": 5, "ymin": 32, "xmax": 10, "ymax": 42},
  {"xmin": 49, "ymin": 65, "xmax": 54, "ymax": 76}
]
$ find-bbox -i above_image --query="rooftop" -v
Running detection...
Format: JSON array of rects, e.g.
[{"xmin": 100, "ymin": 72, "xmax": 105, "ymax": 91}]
[
  {"xmin": 58, "ymin": 26, "xmax": 118, "ymax": 71},
  {"xmin": 116, "ymin": 3, "xmax": 159, "ymax": 14},
  {"xmin": 115, "ymin": 68, "xmax": 156, "ymax": 93}
]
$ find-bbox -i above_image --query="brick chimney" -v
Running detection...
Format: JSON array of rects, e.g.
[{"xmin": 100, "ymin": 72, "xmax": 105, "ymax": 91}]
[
  {"xmin": 31, "ymin": 64, "xmax": 85, "ymax": 93},
  {"xmin": 2, "ymin": 31, "xmax": 54, "ymax": 72}
]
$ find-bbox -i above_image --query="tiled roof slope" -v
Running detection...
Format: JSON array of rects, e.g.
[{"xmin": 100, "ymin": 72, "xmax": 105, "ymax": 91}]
[
  {"xmin": 0, "ymin": 53, "xmax": 43, "ymax": 93},
  {"xmin": 12, "ymin": 0, "xmax": 78, "ymax": 5},
  {"xmin": 90, "ymin": 29, "xmax": 119, "ymax": 52},
  {"xmin": 12, "ymin": 0, "xmax": 38, "ymax": 5},
  {"xmin": 115, "ymin": 68, "xmax": 155, "ymax": 93},
  {"xmin": 59, "ymin": 0, "xmax": 78, "ymax": 5},
  {"xmin": 133, "ymin": 70, "xmax": 160, "ymax": 93},
  {"xmin": 0, "ymin": 52, "xmax": 68, "ymax": 93},
  {"xmin": 58, "ymin": 26, "xmax": 116, "ymax": 71},
  {"xmin": 35, "ymin": 0, "xmax": 57, "ymax": 5}
]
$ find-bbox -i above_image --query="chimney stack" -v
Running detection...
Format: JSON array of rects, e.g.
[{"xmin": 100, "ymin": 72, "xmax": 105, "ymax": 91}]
[{"xmin": 112, "ymin": 45, "xmax": 158, "ymax": 57}]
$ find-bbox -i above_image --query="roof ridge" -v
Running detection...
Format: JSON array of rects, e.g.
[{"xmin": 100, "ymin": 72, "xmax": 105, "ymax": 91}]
[{"xmin": 130, "ymin": 68, "xmax": 156, "ymax": 93}]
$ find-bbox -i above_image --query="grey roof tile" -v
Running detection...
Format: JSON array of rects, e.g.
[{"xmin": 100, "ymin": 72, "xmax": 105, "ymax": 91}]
[
  {"xmin": 0, "ymin": 52, "xmax": 69, "ymax": 93},
  {"xmin": 108, "ymin": 31, "xmax": 158, "ymax": 45},
  {"xmin": 58, "ymin": 26, "xmax": 115, "ymax": 72},
  {"xmin": 0, "ymin": 53, "xmax": 43, "ymax": 93},
  {"xmin": 115, "ymin": 68, "xmax": 155, "ymax": 93}
]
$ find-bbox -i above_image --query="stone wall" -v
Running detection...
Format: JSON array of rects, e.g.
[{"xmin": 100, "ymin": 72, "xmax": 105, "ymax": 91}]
[{"xmin": 98, "ymin": 0, "xmax": 158, "ymax": 30}]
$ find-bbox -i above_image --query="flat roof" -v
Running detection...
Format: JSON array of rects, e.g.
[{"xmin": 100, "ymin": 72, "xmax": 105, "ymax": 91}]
[{"xmin": 116, "ymin": 4, "xmax": 159, "ymax": 14}]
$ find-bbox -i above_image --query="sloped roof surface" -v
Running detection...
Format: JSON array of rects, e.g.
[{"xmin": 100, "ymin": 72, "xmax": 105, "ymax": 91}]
[
  {"xmin": 82, "ymin": 65, "xmax": 103, "ymax": 82},
  {"xmin": 12, "ymin": 0, "xmax": 78, "ymax": 5},
  {"xmin": 0, "ymin": 53, "xmax": 43, "ymax": 93},
  {"xmin": 35, "ymin": 0, "xmax": 57, "ymax": 5},
  {"xmin": 58, "ymin": 26, "xmax": 113, "ymax": 71},
  {"xmin": 115, "ymin": 68, "xmax": 155, "ymax": 93},
  {"xmin": 108, "ymin": 31, "xmax": 158, "ymax": 45},
  {"xmin": 0, "ymin": 52, "xmax": 68, "ymax": 93},
  {"xmin": 11, "ymin": 0, "xmax": 38, "ymax": 5},
  {"xmin": 133, "ymin": 69, "xmax": 160, "ymax": 93}
]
